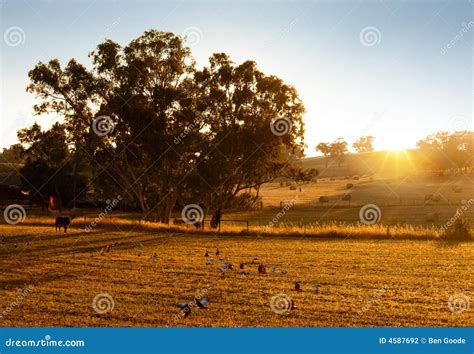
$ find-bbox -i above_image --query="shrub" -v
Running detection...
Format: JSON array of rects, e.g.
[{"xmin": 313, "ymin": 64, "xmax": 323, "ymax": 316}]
[{"xmin": 442, "ymin": 216, "xmax": 472, "ymax": 241}]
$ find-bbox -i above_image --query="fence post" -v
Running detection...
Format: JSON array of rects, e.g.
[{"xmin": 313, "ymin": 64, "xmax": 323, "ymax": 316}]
[{"xmin": 246, "ymin": 220, "xmax": 249, "ymax": 232}]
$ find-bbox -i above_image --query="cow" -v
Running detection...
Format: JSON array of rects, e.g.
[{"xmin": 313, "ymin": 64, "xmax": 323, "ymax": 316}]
[{"xmin": 55, "ymin": 216, "xmax": 72, "ymax": 233}]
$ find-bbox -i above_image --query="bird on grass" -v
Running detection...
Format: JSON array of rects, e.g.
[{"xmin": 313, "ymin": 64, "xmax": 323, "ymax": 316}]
[
  {"xmin": 312, "ymin": 283, "xmax": 319, "ymax": 294},
  {"xmin": 220, "ymin": 261, "xmax": 234, "ymax": 275},
  {"xmin": 206, "ymin": 257, "xmax": 213, "ymax": 265},
  {"xmin": 239, "ymin": 262, "xmax": 245, "ymax": 269},
  {"xmin": 150, "ymin": 252, "xmax": 157, "ymax": 260},
  {"xmin": 1, "ymin": 235, "xmax": 5, "ymax": 242},
  {"xmin": 252, "ymin": 256, "xmax": 258, "ymax": 263},
  {"xmin": 25, "ymin": 241, "xmax": 30, "ymax": 247},
  {"xmin": 135, "ymin": 248, "xmax": 142, "ymax": 257},
  {"xmin": 13, "ymin": 243, "xmax": 18, "ymax": 249},
  {"xmin": 215, "ymin": 249, "xmax": 220, "ymax": 256},
  {"xmin": 177, "ymin": 303, "xmax": 192, "ymax": 319},
  {"xmin": 195, "ymin": 296, "xmax": 209, "ymax": 310},
  {"xmin": 293, "ymin": 282, "xmax": 303, "ymax": 292},
  {"xmin": 258, "ymin": 263, "xmax": 267, "ymax": 274},
  {"xmin": 177, "ymin": 296, "xmax": 209, "ymax": 318},
  {"xmin": 280, "ymin": 269, "xmax": 288, "ymax": 275},
  {"xmin": 204, "ymin": 250, "xmax": 209, "ymax": 257}
]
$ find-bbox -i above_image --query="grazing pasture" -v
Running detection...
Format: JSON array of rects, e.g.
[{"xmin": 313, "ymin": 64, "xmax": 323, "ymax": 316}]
[
  {"xmin": 0, "ymin": 223, "xmax": 472, "ymax": 327},
  {"xmin": 244, "ymin": 174, "xmax": 474, "ymax": 227}
]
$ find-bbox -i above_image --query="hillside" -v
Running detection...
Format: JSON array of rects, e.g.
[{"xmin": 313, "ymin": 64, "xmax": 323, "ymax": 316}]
[{"xmin": 300, "ymin": 149, "xmax": 422, "ymax": 178}]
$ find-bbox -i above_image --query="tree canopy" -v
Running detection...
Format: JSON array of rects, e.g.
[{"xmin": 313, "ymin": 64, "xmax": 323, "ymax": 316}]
[{"xmin": 21, "ymin": 29, "xmax": 308, "ymax": 222}]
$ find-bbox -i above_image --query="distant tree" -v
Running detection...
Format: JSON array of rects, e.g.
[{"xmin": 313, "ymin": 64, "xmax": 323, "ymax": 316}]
[
  {"xmin": 417, "ymin": 131, "xmax": 473, "ymax": 173},
  {"xmin": 1, "ymin": 145, "xmax": 24, "ymax": 163},
  {"xmin": 352, "ymin": 136, "xmax": 374, "ymax": 153},
  {"xmin": 15, "ymin": 122, "xmax": 88, "ymax": 208},
  {"xmin": 316, "ymin": 142, "xmax": 331, "ymax": 167},
  {"xmin": 286, "ymin": 166, "xmax": 318, "ymax": 184},
  {"xmin": 329, "ymin": 138, "xmax": 348, "ymax": 167}
]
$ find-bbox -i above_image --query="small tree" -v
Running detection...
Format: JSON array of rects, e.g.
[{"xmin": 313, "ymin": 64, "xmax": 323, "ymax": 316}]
[
  {"xmin": 353, "ymin": 136, "xmax": 374, "ymax": 153},
  {"xmin": 442, "ymin": 216, "xmax": 472, "ymax": 241},
  {"xmin": 316, "ymin": 142, "xmax": 331, "ymax": 167},
  {"xmin": 329, "ymin": 138, "xmax": 348, "ymax": 167}
]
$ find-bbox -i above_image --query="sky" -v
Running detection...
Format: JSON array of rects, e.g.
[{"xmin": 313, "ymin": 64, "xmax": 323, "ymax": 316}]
[{"xmin": 0, "ymin": 0, "xmax": 472, "ymax": 156}]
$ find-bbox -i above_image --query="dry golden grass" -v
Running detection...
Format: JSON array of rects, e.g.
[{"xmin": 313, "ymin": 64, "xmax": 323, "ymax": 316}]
[
  {"xmin": 15, "ymin": 214, "xmax": 462, "ymax": 240},
  {"xmin": 0, "ymin": 223, "xmax": 472, "ymax": 327}
]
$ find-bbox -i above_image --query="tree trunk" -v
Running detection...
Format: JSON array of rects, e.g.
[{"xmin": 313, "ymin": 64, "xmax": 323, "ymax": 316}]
[
  {"xmin": 157, "ymin": 191, "xmax": 177, "ymax": 224},
  {"xmin": 134, "ymin": 187, "xmax": 149, "ymax": 216},
  {"xmin": 72, "ymin": 160, "xmax": 78, "ymax": 209}
]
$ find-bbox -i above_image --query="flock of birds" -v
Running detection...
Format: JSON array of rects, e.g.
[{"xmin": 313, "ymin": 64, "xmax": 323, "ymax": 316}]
[
  {"xmin": 176, "ymin": 248, "xmax": 321, "ymax": 319},
  {"xmin": 1, "ymin": 234, "xmax": 30, "ymax": 249},
  {"xmin": 2, "ymin": 233, "xmax": 320, "ymax": 320}
]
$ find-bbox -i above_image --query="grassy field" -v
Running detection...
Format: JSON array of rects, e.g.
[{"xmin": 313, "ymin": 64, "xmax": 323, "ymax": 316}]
[
  {"xmin": 0, "ymin": 170, "xmax": 473, "ymax": 327},
  {"xmin": 0, "ymin": 223, "xmax": 472, "ymax": 327},
  {"xmin": 242, "ymin": 173, "xmax": 474, "ymax": 228}
]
